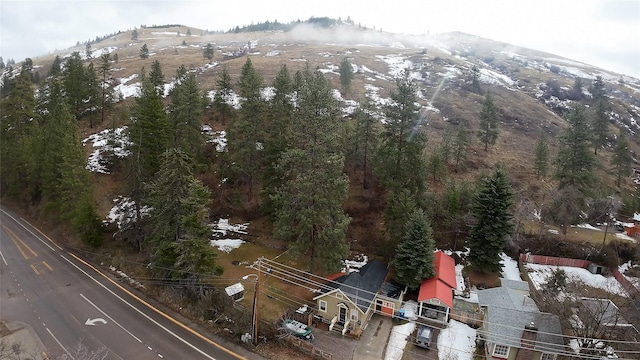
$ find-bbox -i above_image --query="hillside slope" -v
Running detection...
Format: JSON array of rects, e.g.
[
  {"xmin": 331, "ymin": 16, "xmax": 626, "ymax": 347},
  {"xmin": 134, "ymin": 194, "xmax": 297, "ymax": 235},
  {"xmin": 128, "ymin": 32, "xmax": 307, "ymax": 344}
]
[{"xmin": 5, "ymin": 23, "xmax": 640, "ymax": 250}]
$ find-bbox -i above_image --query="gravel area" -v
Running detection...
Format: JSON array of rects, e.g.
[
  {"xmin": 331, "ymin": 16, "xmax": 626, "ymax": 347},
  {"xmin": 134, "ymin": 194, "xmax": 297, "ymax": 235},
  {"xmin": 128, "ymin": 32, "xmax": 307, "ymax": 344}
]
[{"xmin": 311, "ymin": 328, "xmax": 359, "ymax": 360}]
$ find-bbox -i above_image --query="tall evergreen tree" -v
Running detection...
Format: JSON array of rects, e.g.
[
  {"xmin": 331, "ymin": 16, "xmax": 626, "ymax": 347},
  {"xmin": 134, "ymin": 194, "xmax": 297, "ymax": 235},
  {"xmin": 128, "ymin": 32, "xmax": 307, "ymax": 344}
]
[
  {"xmin": 468, "ymin": 65, "xmax": 482, "ymax": 93},
  {"xmin": 453, "ymin": 125, "xmax": 469, "ymax": 168},
  {"xmin": 35, "ymin": 78, "xmax": 92, "ymax": 219},
  {"xmin": 0, "ymin": 56, "xmax": 4, "ymax": 69},
  {"xmin": 145, "ymin": 148, "xmax": 223, "ymax": 282},
  {"xmin": 351, "ymin": 97, "xmax": 379, "ymax": 189},
  {"xmin": 140, "ymin": 43, "xmax": 149, "ymax": 59},
  {"xmin": 392, "ymin": 209, "xmax": 436, "ymax": 289},
  {"xmin": 590, "ymin": 75, "xmax": 606, "ymax": 102},
  {"xmin": 227, "ymin": 57, "xmax": 265, "ymax": 201},
  {"xmin": 62, "ymin": 52, "xmax": 87, "ymax": 120},
  {"xmin": 203, "ymin": 43, "xmax": 215, "ymax": 61},
  {"xmin": 85, "ymin": 43, "xmax": 93, "ymax": 60},
  {"xmin": 534, "ymin": 130, "xmax": 550, "ymax": 178},
  {"xmin": 0, "ymin": 72, "xmax": 39, "ymax": 199},
  {"xmin": 131, "ymin": 29, "xmax": 139, "ymax": 40},
  {"xmin": 374, "ymin": 69, "xmax": 427, "ymax": 196},
  {"xmin": 612, "ymin": 132, "xmax": 632, "ymax": 188},
  {"xmin": 85, "ymin": 62, "xmax": 100, "ymax": 128},
  {"xmin": 272, "ymin": 68, "xmax": 350, "ymax": 273},
  {"xmin": 262, "ymin": 64, "xmax": 294, "ymax": 214},
  {"xmin": 554, "ymin": 105, "xmax": 595, "ymax": 196},
  {"xmin": 212, "ymin": 66, "xmax": 234, "ymax": 124},
  {"xmin": 384, "ymin": 188, "xmax": 419, "ymax": 246},
  {"xmin": 468, "ymin": 166, "xmax": 514, "ymax": 273},
  {"xmin": 98, "ymin": 53, "xmax": 115, "ymax": 125},
  {"xmin": 49, "ymin": 55, "xmax": 62, "ymax": 77},
  {"xmin": 592, "ymin": 98, "xmax": 609, "ymax": 155},
  {"xmin": 477, "ymin": 92, "xmax": 499, "ymax": 151},
  {"xmin": 149, "ymin": 60, "xmax": 165, "ymax": 94},
  {"xmin": 339, "ymin": 57, "xmax": 354, "ymax": 95},
  {"xmin": 168, "ymin": 69, "xmax": 204, "ymax": 158},
  {"xmin": 427, "ymin": 149, "xmax": 446, "ymax": 182},
  {"xmin": 128, "ymin": 69, "xmax": 171, "ymax": 182}
]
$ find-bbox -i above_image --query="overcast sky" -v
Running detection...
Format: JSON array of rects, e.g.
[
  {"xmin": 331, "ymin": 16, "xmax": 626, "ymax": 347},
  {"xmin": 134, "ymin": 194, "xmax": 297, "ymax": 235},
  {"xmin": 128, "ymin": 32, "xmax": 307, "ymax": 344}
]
[{"xmin": 1, "ymin": 0, "xmax": 639, "ymax": 78}]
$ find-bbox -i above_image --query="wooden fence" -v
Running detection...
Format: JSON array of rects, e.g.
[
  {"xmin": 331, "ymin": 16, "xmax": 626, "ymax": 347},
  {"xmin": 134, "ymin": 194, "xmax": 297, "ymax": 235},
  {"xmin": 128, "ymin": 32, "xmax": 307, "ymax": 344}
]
[
  {"xmin": 519, "ymin": 253, "xmax": 591, "ymax": 268},
  {"xmin": 283, "ymin": 335, "xmax": 333, "ymax": 359},
  {"xmin": 449, "ymin": 309, "xmax": 483, "ymax": 328}
]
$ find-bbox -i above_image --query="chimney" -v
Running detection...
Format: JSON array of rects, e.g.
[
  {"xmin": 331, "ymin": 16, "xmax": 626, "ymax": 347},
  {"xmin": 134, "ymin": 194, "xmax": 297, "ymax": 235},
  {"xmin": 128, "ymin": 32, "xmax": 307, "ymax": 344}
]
[{"xmin": 515, "ymin": 322, "xmax": 538, "ymax": 360}]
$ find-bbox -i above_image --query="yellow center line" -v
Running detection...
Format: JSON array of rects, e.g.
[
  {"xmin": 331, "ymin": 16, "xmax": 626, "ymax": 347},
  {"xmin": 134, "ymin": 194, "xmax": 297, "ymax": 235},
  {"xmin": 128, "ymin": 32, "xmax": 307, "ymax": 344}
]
[
  {"xmin": 2, "ymin": 224, "xmax": 38, "ymax": 259},
  {"xmin": 68, "ymin": 252, "xmax": 248, "ymax": 360}
]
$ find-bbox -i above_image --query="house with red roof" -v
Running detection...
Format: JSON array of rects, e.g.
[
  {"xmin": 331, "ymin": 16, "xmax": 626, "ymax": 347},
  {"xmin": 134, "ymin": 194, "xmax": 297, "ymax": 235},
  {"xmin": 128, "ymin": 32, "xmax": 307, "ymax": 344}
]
[{"xmin": 417, "ymin": 251, "xmax": 457, "ymax": 326}]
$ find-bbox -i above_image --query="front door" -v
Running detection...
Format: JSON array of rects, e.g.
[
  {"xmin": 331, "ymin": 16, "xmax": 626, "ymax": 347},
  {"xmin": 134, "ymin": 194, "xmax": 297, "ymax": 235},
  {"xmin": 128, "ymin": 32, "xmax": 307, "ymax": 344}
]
[{"xmin": 338, "ymin": 306, "xmax": 347, "ymax": 324}]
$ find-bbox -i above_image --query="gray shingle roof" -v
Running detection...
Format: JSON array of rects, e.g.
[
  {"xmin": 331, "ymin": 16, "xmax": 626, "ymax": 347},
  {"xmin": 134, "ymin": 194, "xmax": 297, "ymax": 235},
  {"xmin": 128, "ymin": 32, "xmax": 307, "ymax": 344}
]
[
  {"xmin": 478, "ymin": 278, "xmax": 564, "ymax": 353},
  {"xmin": 324, "ymin": 260, "xmax": 388, "ymax": 313}
]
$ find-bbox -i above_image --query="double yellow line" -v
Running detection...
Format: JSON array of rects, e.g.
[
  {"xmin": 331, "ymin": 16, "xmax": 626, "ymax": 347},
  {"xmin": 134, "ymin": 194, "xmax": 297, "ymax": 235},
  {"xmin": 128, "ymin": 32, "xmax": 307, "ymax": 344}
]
[{"xmin": 2, "ymin": 224, "xmax": 52, "ymax": 274}]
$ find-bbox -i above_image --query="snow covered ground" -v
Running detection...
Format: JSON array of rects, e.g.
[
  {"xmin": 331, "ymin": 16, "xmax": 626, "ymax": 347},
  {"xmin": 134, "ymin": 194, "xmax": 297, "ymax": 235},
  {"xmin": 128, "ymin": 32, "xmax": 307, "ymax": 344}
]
[{"xmin": 524, "ymin": 263, "xmax": 629, "ymax": 297}]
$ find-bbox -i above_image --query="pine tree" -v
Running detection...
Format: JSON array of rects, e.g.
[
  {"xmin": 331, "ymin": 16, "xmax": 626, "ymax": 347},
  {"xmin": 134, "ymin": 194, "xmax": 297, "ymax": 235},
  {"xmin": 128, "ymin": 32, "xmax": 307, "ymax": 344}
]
[
  {"xmin": 468, "ymin": 166, "xmax": 514, "ymax": 273},
  {"xmin": 351, "ymin": 97, "xmax": 379, "ymax": 189},
  {"xmin": 168, "ymin": 69, "xmax": 204, "ymax": 158},
  {"xmin": 98, "ymin": 53, "xmax": 115, "ymax": 125},
  {"xmin": 145, "ymin": 148, "xmax": 223, "ymax": 282},
  {"xmin": 212, "ymin": 66, "xmax": 234, "ymax": 123},
  {"xmin": 85, "ymin": 43, "xmax": 93, "ymax": 59},
  {"xmin": 533, "ymin": 130, "xmax": 550, "ymax": 178},
  {"xmin": 49, "ymin": 55, "xmax": 62, "ymax": 76},
  {"xmin": 590, "ymin": 75, "xmax": 606, "ymax": 102},
  {"xmin": 149, "ymin": 60, "xmax": 165, "ymax": 94},
  {"xmin": 131, "ymin": 29, "xmax": 139, "ymax": 40},
  {"xmin": 554, "ymin": 105, "xmax": 595, "ymax": 196},
  {"xmin": 392, "ymin": 209, "xmax": 436, "ymax": 289},
  {"xmin": 128, "ymin": 69, "xmax": 171, "ymax": 182},
  {"xmin": 0, "ymin": 56, "xmax": 4, "ymax": 69},
  {"xmin": 592, "ymin": 98, "xmax": 609, "ymax": 155},
  {"xmin": 262, "ymin": 64, "xmax": 294, "ymax": 214},
  {"xmin": 62, "ymin": 52, "xmax": 87, "ymax": 120},
  {"xmin": 612, "ymin": 132, "xmax": 632, "ymax": 187},
  {"xmin": 477, "ymin": 92, "xmax": 499, "ymax": 151},
  {"xmin": 203, "ymin": 43, "xmax": 214, "ymax": 61},
  {"xmin": 427, "ymin": 149, "xmax": 446, "ymax": 182},
  {"xmin": 374, "ymin": 69, "xmax": 427, "ymax": 196},
  {"xmin": 272, "ymin": 68, "xmax": 350, "ymax": 273},
  {"xmin": 469, "ymin": 65, "xmax": 482, "ymax": 93},
  {"xmin": 0, "ymin": 72, "xmax": 39, "ymax": 199},
  {"xmin": 339, "ymin": 57, "xmax": 354, "ymax": 95},
  {"xmin": 140, "ymin": 43, "xmax": 149, "ymax": 59},
  {"xmin": 227, "ymin": 57, "xmax": 265, "ymax": 201},
  {"xmin": 384, "ymin": 188, "xmax": 419, "ymax": 246},
  {"xmin": 35, "ymin": 78, "xmax": 92, "ymax": 219},
  {"xmin": 453, "ymin": 125, "xmax": 469, "ymax": 168},
  {"xmin": 85, "ymin": 62, "xmax": 100, "ymax": 128}
]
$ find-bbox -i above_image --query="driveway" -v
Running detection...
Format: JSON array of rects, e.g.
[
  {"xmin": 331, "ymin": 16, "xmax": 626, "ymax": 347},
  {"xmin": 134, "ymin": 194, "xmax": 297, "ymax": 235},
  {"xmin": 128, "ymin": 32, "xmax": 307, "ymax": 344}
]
[{"xmin": 353, "ymin": 314, "xmax": 393, "ymax": 360}]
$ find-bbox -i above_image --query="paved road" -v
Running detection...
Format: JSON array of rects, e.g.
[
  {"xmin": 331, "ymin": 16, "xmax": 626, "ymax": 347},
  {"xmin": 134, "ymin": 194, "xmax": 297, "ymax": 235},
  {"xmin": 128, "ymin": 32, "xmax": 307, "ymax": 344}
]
[{"xmin": 0, "ymin": 206, "xmax": 260, "ymax": 360}]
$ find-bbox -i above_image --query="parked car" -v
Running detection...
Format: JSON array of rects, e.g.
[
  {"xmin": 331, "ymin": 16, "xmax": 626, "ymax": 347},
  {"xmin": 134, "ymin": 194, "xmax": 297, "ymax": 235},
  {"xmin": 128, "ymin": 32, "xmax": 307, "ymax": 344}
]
[
  {"xmin": 615, "ymin": 222, "xmax": 625, "ymax": 232},
  {"xmin": 415, "ymin": 325, "xmax": 433, "ymax": 349}
]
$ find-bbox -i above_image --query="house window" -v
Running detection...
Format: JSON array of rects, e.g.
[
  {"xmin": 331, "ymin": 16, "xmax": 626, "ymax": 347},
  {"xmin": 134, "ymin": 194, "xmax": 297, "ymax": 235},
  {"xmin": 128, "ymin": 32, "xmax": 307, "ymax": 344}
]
[
  {"xmin": 319, "ymin": 300, "xmax": 327, "ymax": 312},
  {"xmin": 492, "ymin": 344, "xmax": 509, "ymax": 358},
  {"xmin": 335, "ymin": 293, "xmax": 343, "ymax": 299},
  {"xmin": 541, "ymin": 354, "xmax": 556, "ymax": 360},
  {"xmin": 350, "ymin": 309, "xmax": 358, "ymax": 321}
]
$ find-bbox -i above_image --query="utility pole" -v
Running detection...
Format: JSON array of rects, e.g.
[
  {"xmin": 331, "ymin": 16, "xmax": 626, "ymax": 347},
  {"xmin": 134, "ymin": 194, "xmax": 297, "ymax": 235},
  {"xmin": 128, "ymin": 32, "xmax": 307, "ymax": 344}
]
[{"xmin": 253, "ymin": 260, "xmax": 260, "ymax": 346}]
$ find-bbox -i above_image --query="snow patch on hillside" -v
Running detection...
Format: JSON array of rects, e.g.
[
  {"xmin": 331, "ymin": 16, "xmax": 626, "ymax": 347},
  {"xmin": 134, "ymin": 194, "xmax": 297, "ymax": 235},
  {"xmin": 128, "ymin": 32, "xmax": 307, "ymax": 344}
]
[{"xmin": 82, "ymin": 127, "xmax": 131, "ymax": 173}]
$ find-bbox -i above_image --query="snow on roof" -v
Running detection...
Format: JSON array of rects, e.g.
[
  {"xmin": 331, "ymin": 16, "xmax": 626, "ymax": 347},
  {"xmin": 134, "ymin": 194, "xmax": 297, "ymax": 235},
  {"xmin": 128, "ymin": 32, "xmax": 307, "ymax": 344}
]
[
  {"xmin": 633, "ymin": 213, "xmax": 640, "ymax": 222},
  {"xmin": 525, "ymin": 263, "xmax": 629, "ymax": 297}
]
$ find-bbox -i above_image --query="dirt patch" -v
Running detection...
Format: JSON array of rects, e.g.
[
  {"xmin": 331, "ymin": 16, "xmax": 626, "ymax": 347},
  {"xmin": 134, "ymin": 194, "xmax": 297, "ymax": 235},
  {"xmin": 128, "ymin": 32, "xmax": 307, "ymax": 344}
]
[{"xmin": 467, "ymin": 269, "xmax": 501, "ymax": 289}]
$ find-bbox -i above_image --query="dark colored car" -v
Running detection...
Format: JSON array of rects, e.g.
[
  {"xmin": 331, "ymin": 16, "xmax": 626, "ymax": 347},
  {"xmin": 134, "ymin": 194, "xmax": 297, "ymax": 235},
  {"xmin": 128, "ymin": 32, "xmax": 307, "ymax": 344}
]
[{"xmin": 415, "ymin": 325, "xmax": 433, "ymax": 349}]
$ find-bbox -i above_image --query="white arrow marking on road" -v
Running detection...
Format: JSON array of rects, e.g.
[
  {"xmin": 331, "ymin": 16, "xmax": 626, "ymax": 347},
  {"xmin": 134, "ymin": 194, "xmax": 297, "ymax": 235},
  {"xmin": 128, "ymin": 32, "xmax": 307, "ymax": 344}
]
[{"xmin": 85, "ymin": 318, "xmax": 107, "ymax": 326}]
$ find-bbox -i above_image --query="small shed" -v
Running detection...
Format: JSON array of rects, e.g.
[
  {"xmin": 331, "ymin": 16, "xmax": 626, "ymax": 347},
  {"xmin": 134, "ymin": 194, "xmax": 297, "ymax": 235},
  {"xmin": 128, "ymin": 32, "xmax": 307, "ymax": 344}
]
[
  {"xmin": 588, "ymin": 263, "xmax": 605, "ymax": 275},
  {"xmin": 225, "ymin": 283, "xmax": 245, "ymax": 302}
]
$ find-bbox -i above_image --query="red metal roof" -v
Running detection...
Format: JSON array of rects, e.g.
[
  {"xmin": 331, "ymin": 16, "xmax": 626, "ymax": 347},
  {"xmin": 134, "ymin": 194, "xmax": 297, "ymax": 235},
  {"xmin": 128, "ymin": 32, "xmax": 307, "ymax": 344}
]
[
  {"xmin": 417, "ymin": 251, "xmax": 457, "ymax": 308},
  {"xmin": 434, "ymin": 251, "xmax": 457, "ymax": 289},
  {"xmin": 418, "ymin": 278, "xmax": 453, "ymax": 308}
]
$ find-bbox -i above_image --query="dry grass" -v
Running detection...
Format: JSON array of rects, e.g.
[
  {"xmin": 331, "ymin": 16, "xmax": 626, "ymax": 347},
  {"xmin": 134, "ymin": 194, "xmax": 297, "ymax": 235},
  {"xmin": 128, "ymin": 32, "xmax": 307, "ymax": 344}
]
[{"xmin": 522, "ymin": 220, "xmax": 622, "ymax": 246}]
